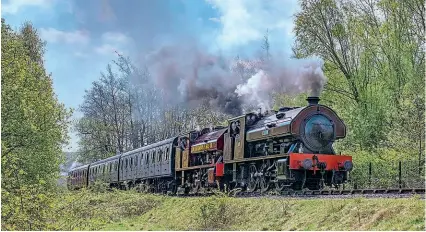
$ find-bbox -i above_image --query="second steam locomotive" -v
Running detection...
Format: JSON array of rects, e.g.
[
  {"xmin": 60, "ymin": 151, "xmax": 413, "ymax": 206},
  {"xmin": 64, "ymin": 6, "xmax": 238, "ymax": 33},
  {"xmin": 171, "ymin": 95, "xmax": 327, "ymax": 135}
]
[{"xmin": 68, "ymin": 97, "xmax": 353, "ymax": 194}]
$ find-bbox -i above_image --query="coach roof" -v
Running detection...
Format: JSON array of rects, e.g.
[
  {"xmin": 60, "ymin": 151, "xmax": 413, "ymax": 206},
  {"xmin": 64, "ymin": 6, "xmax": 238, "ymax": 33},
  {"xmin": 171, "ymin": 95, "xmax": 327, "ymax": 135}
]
[
  {"xmin": 121, "ymin": 136, "xmax": 178, "ymax": 158},
  {"xmin": 91, "ymin": 154, "xmax": 121, "ymax": 166},
  {"xmin": 69, "ymin": 164, "xmax": 89, "ymax": 172}
]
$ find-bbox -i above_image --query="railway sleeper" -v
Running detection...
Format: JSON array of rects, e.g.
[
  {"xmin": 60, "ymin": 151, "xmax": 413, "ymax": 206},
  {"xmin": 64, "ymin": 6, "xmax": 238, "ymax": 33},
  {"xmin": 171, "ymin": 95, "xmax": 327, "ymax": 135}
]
[
  {"xmin": 361, "ymin": 189, "xmax": 375, "ymax": 194},
  {"xmin": 414, "ymin": 188, "xmax": 425, "ymax": 194},
  {"xmin": 385, "ymin": 189, "xmax": 401, "ymax": 194}
]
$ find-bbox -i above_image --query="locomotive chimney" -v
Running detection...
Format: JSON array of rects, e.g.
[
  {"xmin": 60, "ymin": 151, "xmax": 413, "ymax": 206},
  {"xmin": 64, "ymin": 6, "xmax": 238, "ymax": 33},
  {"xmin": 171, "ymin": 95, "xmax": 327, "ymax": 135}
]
[{"xmin": 306, "ymin": 96, "xmax": 320, "ymax": 105}]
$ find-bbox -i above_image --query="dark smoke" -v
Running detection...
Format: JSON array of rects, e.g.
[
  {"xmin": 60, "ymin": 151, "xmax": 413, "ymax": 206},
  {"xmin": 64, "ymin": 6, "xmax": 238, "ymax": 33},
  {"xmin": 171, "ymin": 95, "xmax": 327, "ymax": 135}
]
[
  {"xmin": 145, "ymin": 44, "xmax": 243, "ymax": 115},
  {"xmin": 144, "ymin": 43, "xmax": 326, "ymax": 116}
]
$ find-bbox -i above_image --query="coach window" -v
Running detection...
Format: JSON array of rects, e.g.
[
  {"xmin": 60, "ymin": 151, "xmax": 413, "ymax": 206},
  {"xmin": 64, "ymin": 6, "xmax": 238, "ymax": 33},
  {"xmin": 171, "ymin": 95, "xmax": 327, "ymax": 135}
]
[
  {"xmin": 135, "ymin": 156, "xmax": 138, "ymax": 167},
  {"xmin": 151, "ymin": 151, "xmax": 155, "ymax": 164},
  {"xmin": 158, "ymin": 149, "xmax": 162, "ymax": 162},
  {"xmin": 145, "ymin": 153, "xmax": 149, "ymax": 165},
  {"xmin": 140, "ymin": 153, "xmax": 144, "ymax": 166}
]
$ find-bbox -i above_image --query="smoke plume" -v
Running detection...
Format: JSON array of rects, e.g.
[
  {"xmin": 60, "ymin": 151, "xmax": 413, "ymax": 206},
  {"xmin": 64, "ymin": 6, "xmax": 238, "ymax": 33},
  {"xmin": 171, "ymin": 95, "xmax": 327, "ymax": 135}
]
[
  {"xmin": 235, "ymin": 58, "xmax": 326, "ymax": 110},
  {"xmin": 145, "ymin": 43, "xmax": 326, "ymax": 116},
  {"xmin": 145, "ymin": 44, "xmax": 243, "ymax": 115}
]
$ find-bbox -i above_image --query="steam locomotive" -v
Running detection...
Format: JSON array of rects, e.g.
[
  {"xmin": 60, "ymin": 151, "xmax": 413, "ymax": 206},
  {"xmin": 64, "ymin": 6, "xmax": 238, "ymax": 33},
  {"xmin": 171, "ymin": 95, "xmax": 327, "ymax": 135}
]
[{"xmin": 68, "ymin": 97, "xmax": 353, "ymax": 194}]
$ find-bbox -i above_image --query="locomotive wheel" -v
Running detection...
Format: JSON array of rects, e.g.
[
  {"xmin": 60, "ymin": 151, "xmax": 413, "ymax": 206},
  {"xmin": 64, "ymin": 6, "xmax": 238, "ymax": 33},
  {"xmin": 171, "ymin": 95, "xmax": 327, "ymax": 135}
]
[
  {"xmin": 259, "ymin": 175, "xmax": 270, "ymax": 193},
  {"xmin": 167, "ymin": 181, "xmax": 177, "ymax": 195},
  {"xmin": 291, "ymin": 181, "xmax": 303, "ymax": 190},
  {"xmin": 259, "ymin": 163, "xmax": 270, "ymax": 193},
  {"xmin": 191, "ymin": 181, "xmax": 200, "ymax": 194},
  {"xmin": 246, "ymin": 164, "xmax": 258, "ymax": 192},
  {"xmin": 275, "ymin": 181, "xmax": 287, "ymax": 192}
]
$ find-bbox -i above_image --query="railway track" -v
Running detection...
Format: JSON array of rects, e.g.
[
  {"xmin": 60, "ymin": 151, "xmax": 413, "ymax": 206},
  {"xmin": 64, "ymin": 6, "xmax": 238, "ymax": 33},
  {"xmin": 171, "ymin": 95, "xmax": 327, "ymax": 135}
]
[{"xmin": 176, "ymin": 188, "xmax": 425, "ymax": 199}]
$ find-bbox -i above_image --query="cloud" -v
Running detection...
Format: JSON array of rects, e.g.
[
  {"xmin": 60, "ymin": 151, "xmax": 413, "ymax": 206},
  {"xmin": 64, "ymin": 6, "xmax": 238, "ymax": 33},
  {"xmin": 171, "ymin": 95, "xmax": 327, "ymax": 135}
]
[
  {"xmin": 1, "ymin": 0, "xmax": 52, "ymax": 14},
  {"xmin": 94, "ymin": 32, "xmax": 131, "ymax": 55},
  {"xmin": 206, "ymin": 0, "xmax": 299, "ymax": 50},
  {"xmin": 94, "ymin": 44, "xmax": 123, "ymax": 55},
  {"xmin": 39, "ymin": 28, "xmax": 90, "ymax": 44},
  {"xmin": 101, "ymin": 32, "xmax": 130, "ymax": 44}
]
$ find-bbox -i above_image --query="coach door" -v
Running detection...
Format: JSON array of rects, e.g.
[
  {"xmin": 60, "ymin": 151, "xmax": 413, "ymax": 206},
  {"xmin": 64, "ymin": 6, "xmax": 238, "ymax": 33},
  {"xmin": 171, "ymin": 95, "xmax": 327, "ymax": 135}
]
[
  {"xmin": 142, "ymin": 152, "xmax": 147, "ymax": 178},
  {"xmin": 149, "ymin": 149, "xmax": 156, "ymax": 177},
  {"xmin": 162, "ymin": 145, "xmax": 170, "ymax": 176},
  {"xmin": 136, "ymin": 152, "xmax": 142, "ymax": 179},
  {"xmin": 154, "ymin": 147, "xmax": 160, "ymax": 176},
  {"xmin": 120, "ymin": 159, "xmax": 125, "ymax": 181}
]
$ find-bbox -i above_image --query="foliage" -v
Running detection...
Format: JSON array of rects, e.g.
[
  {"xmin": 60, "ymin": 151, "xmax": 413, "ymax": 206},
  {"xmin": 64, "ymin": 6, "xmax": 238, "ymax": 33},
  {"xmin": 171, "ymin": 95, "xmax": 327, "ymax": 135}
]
[
  {"xmin": 197, "ymin": 195, "xmax": 237, "ymax": 230},
  {"xmin": 292, "ymin": 0, "xmax": 424, "ymax": 162},
  {"xmin": 1, "ymin": 18, "xmax": 71, "ymax": 230}
]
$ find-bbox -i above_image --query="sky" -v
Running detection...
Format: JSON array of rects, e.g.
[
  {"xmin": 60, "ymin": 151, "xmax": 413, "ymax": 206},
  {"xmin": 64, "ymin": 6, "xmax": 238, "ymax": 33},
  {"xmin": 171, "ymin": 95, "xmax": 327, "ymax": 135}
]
[{"xmin": 1, "ymin": 0, "xmax": 301, "ymax": 152}]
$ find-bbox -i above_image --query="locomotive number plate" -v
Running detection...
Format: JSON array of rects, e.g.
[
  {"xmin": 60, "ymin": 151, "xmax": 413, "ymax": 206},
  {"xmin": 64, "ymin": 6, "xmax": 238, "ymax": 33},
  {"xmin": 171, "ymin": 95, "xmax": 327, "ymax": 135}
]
[{"xmin": 262, "ymin": 130, "xmax": 269, "ymax": 136}]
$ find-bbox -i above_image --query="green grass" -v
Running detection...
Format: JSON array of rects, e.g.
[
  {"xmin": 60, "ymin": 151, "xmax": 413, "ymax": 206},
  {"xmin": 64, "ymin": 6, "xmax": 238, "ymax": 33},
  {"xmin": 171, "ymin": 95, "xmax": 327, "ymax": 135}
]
[
  {"xmin": 6, "ymin": 188, "xmax": 423, "ymax": 231},
  {"xmin": 100, "ymin": 193, "xmax": 424, "ymax": 231}
]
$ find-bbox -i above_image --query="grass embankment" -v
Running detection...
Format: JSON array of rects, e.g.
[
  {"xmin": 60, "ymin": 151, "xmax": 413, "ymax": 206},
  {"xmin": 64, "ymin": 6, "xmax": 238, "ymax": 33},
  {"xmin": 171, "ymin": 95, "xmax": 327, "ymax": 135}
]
[{"xmin": 46, "ymin": 189, "xmax": 425, "ymax": 231}]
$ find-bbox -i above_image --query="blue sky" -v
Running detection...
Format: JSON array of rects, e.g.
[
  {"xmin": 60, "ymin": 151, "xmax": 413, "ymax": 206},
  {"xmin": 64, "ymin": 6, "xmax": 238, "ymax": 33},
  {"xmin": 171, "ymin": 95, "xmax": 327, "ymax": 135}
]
[{"xmin": 2, "ymin": 0, "xmax": 300, "ymax": 152}]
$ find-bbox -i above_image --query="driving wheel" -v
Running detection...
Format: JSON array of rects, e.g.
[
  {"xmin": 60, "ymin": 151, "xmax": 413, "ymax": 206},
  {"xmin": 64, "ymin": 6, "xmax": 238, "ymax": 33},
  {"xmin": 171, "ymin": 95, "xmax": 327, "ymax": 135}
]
[{"xmin": 246, "ymin": 164, "xmax": 258, "ymax": 192}]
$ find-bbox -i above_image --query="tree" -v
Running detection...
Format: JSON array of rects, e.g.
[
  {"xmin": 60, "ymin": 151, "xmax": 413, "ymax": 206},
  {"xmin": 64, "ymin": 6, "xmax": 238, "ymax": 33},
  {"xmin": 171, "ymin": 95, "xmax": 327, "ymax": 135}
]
[
  {"xmin": 293, "ymin": 0, "xmax": 424, "ymax": 154},
  {"xmin": 1, "ymin": 19, "xmax": 71, "ymax": 230}
]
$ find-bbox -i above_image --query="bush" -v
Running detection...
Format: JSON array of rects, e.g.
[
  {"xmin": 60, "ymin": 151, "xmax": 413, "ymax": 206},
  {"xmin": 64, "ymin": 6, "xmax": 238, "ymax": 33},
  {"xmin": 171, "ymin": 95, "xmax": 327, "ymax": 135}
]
[{"xmin": 197, "ymin": 195, "xmax": 238, "ymax": 230}]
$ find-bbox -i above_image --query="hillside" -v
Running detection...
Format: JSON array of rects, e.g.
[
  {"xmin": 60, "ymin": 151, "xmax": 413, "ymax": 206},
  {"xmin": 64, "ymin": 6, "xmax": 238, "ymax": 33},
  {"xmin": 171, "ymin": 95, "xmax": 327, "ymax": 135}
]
[{"xmin": 26, "ymin": 190, "xmax": 424, "ymax": 231}]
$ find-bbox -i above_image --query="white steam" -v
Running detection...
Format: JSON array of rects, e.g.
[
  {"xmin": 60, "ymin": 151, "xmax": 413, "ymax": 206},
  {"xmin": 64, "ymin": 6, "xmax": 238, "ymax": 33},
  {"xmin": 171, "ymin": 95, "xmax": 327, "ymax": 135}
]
[{"xmin": 235, "ymin": 57, "xmax": 326, "ymax": 109}]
